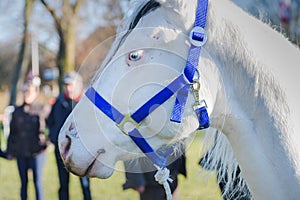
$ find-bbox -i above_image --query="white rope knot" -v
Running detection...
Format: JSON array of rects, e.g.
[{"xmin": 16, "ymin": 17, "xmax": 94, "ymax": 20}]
[
  {"xmin": 154, "ymin": 167, "xmax": 173, "ymax": 200},
  {"xmin": 154, "ymin": 167, "xmax": 172, "ymax": 184}
]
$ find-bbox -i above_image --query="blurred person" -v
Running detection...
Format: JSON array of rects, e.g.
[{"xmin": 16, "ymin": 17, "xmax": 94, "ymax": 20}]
[
  {"xmin": 47, "ymin": 71, "xmax": 92, "ymax": 200},
  {"xmin": 7, "ymin": 78, "xmax": 50, "ymax": 200}
]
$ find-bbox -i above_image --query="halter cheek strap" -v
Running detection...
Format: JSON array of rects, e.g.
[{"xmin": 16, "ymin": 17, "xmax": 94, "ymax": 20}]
[{"xmin": 171, "ymin": 0, "xmax": 208, "ymax": 123}]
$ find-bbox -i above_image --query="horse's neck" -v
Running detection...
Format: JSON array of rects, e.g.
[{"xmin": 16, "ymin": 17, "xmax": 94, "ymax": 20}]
[
  {"xmin": 204, "ymin": 0, "xmax": 300, "ymax": 198},
  {"xmin": 207, "ymin": 0, "xmax": 300, "ymax": 161}
]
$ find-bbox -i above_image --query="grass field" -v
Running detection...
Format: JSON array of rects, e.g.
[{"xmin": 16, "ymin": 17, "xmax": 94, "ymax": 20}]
[{"xmin": 0, "ymin": 132, "xmax": 222, "ymax": 200}]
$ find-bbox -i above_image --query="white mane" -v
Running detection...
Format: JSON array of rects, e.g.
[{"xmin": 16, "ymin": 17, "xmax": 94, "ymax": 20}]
[{"xmin": 201, "ymin": 130, "xmax": 250, "ymax": 198}]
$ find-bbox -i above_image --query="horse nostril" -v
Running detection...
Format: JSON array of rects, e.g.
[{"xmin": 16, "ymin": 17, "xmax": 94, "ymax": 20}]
[
  {"xmin": 69, "ymin": 122, "xmax": 75, "ymax": 131},
  {"xmin": 97, "ymin": 149, "xmax": 106, "ymax": 154},
  {"xmin": 62, "ymin": 135, "xmax": 71, "ymax": 160},
  {"xmin": 67, "ymin": 122, "xmax": 79, "ymax": 138}
]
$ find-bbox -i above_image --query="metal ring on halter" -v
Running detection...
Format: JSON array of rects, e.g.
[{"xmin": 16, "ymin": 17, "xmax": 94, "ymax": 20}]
[
  {"xmin": 193, "ymin": 68, "xmax": 200, "ymax": 81},
  {"xmin": 189, "ymin": 26, "xmax": 207, "ymax": 47},
  {"xmin": 191, "ymin": 69, "xmax": 201, "ymax": 104},
  {"xmin": 117, "ymin": 114, "xmax": 141, "ymax": 135},
  {"xmin": 192, "ymin": 80, "xmax": 201, "ymax": 91}
]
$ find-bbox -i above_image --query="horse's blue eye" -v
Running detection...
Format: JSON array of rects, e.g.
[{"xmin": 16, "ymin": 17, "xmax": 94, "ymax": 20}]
[{"xmin": 128, "ymin": 50, "xmax": 144, "ymax": 61}]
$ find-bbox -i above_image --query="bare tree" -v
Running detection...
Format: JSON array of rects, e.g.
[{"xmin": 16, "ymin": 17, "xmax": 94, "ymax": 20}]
[
  {"xmin": 9, "ymin": 0, "xmax": 34, "ymax": 105},
  {"xmin": 103, "ymin": 0, "xmax": 124, "ymax": 26},
  {"xmin": 39, "ymin": 0, "xmax": 83, "ymax": 91}
]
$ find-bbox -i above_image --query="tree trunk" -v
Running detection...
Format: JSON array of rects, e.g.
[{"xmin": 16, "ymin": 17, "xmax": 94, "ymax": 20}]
[
  {"xmin": 57, "ymin": 12, "xmax": 77, "ymax": 92},
  {"xmin": 59, "ymin": 17, "xmax": 77, "ymax": 75},
  {"xmin": 9, "ymin": 0, "xmax": 34, "ymax": 105},
  {"xmin": 40, "ymin": 0, "xmax": 82, "ymax": 93}
]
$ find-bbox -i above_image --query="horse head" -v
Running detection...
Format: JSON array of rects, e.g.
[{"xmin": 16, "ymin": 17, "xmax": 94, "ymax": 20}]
[
  {"xmin": 58, "ymin": 0, "xmax": 300, "ymax": 199},
  {"xmin": 58, "ymin": 0, "xmax": 209, "ymax": 178}
]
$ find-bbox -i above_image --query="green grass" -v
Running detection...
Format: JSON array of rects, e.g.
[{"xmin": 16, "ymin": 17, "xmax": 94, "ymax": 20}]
[{"xmin": 0, "ymin": 133, "xmax": 221, "ymax": 200}]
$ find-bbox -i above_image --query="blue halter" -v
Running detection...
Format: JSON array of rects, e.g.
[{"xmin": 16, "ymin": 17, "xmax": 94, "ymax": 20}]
[{"xmin": 85, "ymin": 0, "xmax": 209, "ymax": 168}]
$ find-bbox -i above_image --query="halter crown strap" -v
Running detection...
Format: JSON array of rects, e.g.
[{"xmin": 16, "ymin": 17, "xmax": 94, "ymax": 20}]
[{"xmin": 170, "ymin": 0, "xmax": 208, "ymax": 122}]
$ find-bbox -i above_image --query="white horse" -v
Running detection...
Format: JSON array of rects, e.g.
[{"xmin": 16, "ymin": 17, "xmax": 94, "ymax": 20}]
[{"xmin": 58, "ymin": 0, "xmax": 300, "ymax": 199}]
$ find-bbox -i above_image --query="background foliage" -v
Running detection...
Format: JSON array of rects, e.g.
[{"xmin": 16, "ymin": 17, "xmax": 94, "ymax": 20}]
[{"xmin": 0, "ymin": 0, "xmax": 299, "ymax": 103}]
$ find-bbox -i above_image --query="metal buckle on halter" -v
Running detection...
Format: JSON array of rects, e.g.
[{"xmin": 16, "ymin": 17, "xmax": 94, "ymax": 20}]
[
  {"xmin": 117, "ymin": 114, "xmax": 142, "ymax": 135},
  {"xmin": 191, "ymin": 79, "xmax": 210, "ymax": 130},
  {"xmin": 189, "ymin": 26, "xmax": 207, "ymax": 47}
]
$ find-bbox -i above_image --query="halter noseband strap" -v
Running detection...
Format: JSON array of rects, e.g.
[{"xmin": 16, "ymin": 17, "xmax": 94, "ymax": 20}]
[
  {"xmin": 86, "ymin": 86, "xmax": 171, "ymax": 168},
  {"xmin": 85, "ymin": 0, "xmax": 209, "ymax": 169}
]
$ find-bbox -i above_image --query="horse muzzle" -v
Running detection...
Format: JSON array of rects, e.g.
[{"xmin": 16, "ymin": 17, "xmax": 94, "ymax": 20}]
[{"xmin": 58, "ymin": 122, "xmax": 113, "ymax": 178}]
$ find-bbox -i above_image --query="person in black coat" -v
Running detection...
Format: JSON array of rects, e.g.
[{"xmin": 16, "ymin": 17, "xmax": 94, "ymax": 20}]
[
  {"xmin": 123, "ymin": 146, "xmax": 186, "ymax": 200},
  {"xmin": 47, "ymin": 71, "xmax": 92, "ymax": 200},
  {"xmin": 7, "ymin": 79, "xmax": 50, "ymax": 200}
]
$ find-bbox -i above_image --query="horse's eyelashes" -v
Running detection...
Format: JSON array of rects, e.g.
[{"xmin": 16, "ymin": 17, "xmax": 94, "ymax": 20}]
[{"xmin": 128, "ymin": 50, "xmax": 144, "ymax": 62}]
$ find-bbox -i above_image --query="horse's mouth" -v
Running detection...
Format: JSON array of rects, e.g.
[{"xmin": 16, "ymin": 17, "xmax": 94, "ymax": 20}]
[
  {"xmin": 59, "ymin": 122, "xmax": 114, "ymax": 179},
  {"xmin": 65, "ymin": 148, "xmax": 107, "ymax": 177},
  {"xmin": 83, "ymin": 159, "xmax": 97, "ymax": 176},
  {"xmin": 82, "ymin": 149, "xmax": 106, "ymax": 177}
]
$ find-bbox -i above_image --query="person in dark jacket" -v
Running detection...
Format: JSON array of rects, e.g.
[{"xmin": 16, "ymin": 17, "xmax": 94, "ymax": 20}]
[
  {"xmin": 123, "ymin": 147, "xmax": 186, "ymax": 200},
  {"xmin": 7, "ymin": 79, "xmax": 50, "ymax": 200},
  {"xmin": 47, "ymin": 71, "xmax": 92, "ymax": 200}
]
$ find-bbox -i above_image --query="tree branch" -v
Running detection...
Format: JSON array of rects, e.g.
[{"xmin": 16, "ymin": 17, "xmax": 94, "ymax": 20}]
[
  {"xmin": 72, "ymin": 0, "xmax": 84, "ymax": 14},
  {"xmin": 39, "ymin": 0, "xmax": 61, "ymax": 29}
]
